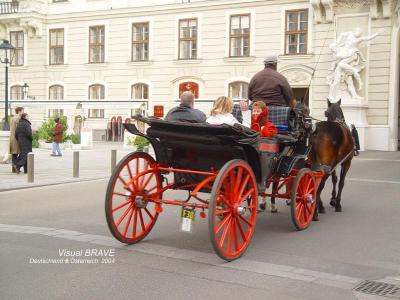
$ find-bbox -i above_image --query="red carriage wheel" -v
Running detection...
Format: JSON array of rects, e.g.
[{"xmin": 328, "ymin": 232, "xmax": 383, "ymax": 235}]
[
  {"xmin": 209, "ymin": 160, "xmax": 258, "ymax": 261},
  {"xmin": 290, "ymin": 168, "xmax": 316, "ymax": 230},
  {"xmin": 105, "ymin": 151, "xmax": 162, "ymax": 244}
]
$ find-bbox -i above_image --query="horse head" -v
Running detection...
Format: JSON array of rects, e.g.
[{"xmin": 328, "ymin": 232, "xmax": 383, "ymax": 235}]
[{"xmin": 325, "ymin": 99, "xmax": 345, "ymax": 122}]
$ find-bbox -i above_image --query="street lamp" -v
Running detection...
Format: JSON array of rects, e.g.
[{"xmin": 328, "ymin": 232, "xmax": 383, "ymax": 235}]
[
  {"xmin": 23, "ymin": 83, "xmax": 29, "ymax": 100},
  {"xmin": 0, "ymin": 40, "xmax": 15, "ymax": 130}
]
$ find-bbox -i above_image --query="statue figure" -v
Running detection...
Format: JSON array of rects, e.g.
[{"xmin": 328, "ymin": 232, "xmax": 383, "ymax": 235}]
[{"xmin": 328, "ymin": 27, "xmax": 383, "ymax": 101}]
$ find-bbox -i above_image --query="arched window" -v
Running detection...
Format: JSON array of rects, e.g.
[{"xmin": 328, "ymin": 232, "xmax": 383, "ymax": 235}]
[
  {"xmin": 228, "ymin": 81, "xmax": 248, "ymax": 99},
  {"xmin": 88, "ymin": 84, "xmax": 105, "ymax": 118},
  {"xmin": 10, "ymin": 85, "xmax": 23, "ymax": 100},
  {"xmin": 89, "ymin": 84, "xmax": 105, "ymax": 99},
  {"xmin": 49, "ymin": 85, "xmax": 64, "ymax": 100},
  {"xmin": 179, "ymin": 81, "xmax": 199, "ymax": 98},
  {"xmin": 131, "ymin": 83, "xmax": 149, "ymax": 99}
]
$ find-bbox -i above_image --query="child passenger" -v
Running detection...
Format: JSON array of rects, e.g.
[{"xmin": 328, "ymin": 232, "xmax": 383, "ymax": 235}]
[
  {"xmin": 206, "ymin": 96, "xmax": 239, "ymax": 126},
  {"xmin": 251, "ymin": 101, "xmax": 278, "ymax": 138}
]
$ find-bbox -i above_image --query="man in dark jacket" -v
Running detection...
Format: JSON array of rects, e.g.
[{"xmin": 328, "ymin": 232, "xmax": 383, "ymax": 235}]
[
  {"xmin": 165, "ymin": 91, "xmax": 206, "ymax": 123},
  {"xmin": 14, "ymin": 113, "xmax": 32, "ymax": 174},
  {"xmin": 248, "ymin": 55, "xmax": 294, "ymax": 106},
  {"xmin": 51, "ymin": 117, "xmax": 63, "ymax": 157}
]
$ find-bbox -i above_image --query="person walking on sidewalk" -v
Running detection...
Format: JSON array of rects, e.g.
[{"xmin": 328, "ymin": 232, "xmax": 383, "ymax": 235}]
[
  {"xmin": 14, "ymin": 113, "xmax": 32, "ymax": 174},
  {"xmin": 51, "ymin": 117, "xmax": 63, "ymax": 157},
  {"xmin": 9, "ymin": 107, "xmax": 24, "ymax": 173}
]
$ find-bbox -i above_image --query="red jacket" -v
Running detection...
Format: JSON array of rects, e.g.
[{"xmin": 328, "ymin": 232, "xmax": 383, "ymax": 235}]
[
  {"xmin": 251, "ymin": 108, "xmax": 277, "ymax": 138},
  {"xmin": 53, "ymin": 123, "xmax": 63, "ymax": 143}
]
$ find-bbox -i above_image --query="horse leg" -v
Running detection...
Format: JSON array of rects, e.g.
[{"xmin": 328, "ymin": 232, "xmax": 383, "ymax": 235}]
[
  {"xmin": 335, "ymin": 160, "xmax": 352, "ymax": 212},
  {"xmin": 314, "ymin": 175, "xmax": 328, "ymax": 221},
  {"xmin": 270, "ymin": 181, "xmax": 278, "ymax": 213},
  {"xmin": 330, "ymin": 170, "xmax": 338, "ymax": 207}
]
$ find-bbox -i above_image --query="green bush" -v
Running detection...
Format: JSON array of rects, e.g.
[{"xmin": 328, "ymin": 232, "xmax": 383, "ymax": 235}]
[
  {"xmin": 133, "ymin": 135, "xmax": 149, "ymax": 151},
  {"xmin": 70, "ymin": 133, "xmax": 81, "ymax": 144},
  {"xmin": 38, "ymin": 116, "xmax": 68, "ymax": 143},
  {"xmin": 32, "ymin": 131, "xmax": 39, "ymax": 148}
]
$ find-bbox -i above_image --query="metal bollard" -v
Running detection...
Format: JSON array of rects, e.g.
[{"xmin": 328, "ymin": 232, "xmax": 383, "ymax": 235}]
[
  {"xmin": 111, "ymin": 149, "xmax": 117, "ymax": 174},
  {"xmin": 73, "ymin": 151, "xmax": 79, "ymax": 178},
  {"xmin": 27, "ymin": 153, "xmax": 34, "ymax": 183}
]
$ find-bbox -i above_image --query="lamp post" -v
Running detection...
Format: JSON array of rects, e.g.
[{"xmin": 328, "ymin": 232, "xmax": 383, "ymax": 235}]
[{"xmin": 0, "ymin": 40, "xmax": 15, "ymax": 130}]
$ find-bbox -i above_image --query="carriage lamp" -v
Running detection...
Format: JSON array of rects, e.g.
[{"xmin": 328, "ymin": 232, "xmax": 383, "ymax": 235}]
[{"xmin": 0, "ymin": 40, "xmax": 16, "ymax": 130}]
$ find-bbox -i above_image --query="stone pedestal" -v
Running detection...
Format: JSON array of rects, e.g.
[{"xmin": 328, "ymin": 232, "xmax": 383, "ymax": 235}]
[
  {"xmin": 341, "ymin": 101, "xmax": 368, "ymax": 151},
  {"xmin": 0, "ymin": 130, "xmax": 11, "ymax": 163}
]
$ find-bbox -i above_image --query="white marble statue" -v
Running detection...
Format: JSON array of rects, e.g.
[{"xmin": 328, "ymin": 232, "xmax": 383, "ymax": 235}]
[{"xmin": 328, "ymin": 27, "xmax": 383, "ymax": 101}]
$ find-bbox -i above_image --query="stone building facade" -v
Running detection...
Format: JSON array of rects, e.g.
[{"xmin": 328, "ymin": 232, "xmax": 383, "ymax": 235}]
[{"xmin": 0, "ymin": 0, "xmax": 398, "ymax": 150}]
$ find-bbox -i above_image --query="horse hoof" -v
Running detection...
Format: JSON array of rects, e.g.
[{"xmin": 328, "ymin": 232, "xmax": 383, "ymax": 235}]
[
  {"xmin": 329, "ymin": 200, "xmax": 336, "ymax": 207},
  {"xmin": 259, "ymin": 203, "xmax": 266, "ymax": 211},
  {"xmin": 286, "ymin": 200, "xmax": 291, "ymax": 206},
  {"xmin": 319, "ymin": 206, "xmax": 326, "ymax": 214},
  {"xmin": 271, "ymin": 208, "xmax": 278, "ymax": 213},
  {"xmin": 335, "ymin": 205, "xmax": 342, "ymax": 212},
  {"xmin": 313, "ymin": 215, "xmax": 319, "ymax": 221}
]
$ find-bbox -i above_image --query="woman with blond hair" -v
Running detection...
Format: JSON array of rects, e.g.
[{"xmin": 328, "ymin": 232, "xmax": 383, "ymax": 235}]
[{"xmin": 206, "ymin": 96, "xmax": 239, "ymax": 126}]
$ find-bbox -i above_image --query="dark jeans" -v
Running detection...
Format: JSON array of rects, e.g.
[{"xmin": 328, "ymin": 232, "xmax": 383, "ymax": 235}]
[{"xmin": 15, "ymin": 151, "xmax": 28, "ymax": 173}]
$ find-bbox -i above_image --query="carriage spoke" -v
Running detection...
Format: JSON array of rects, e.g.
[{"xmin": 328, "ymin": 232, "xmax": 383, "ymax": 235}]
[
  {"xmin": 122, "ymin": 207, "xmax": 134, "ymax": 237},
  {"xmin": 126, "ymin": 163, "xmax": 136, "ymax": 190},
  {"xmin": 238, "ymin": 214, "xmax": 252, "ymax": 227},
  {"xmin": 232, "ymin": 218, "xmax": 239, "ymax": 252},
  {"xmin": 116, "ymin": 204, "xmax": 133, "ymax": 227},
  {"xmin": 144, "ymin": 207, "xmax": 154, "ymax": 220},
  {"xmin": 141, "ymin": 172, "xmax": 155, "ymax": 190},
  {"xmin": 219, "ymin": 218, "xmax": 232, "ymax": 248},
  {"xmin": 138, "ymin": 209, "xmax": 145, "ymax": 232},
  {"xmin": 240, "ymin": 187, "xmax": 254, "ymax": 202},
  {"xmin": 113, "ymin": 192, "xmax": 128, "ymax": 198},
  {"xmin": 215, "ymin": 208, "xmax": 231, "ymax": 215},
  {"xmin": 112, "ymin": 200, "xmax": 131, "ymax": 212},
  {"xmin": 296, "ymin": 205, "xmax": 304, "ymax": 222},
  {"xmin": 219, "ymin": 194, "xmax": 233, "ymax": 208},
  {"xmin": 132, "ymin": 208, "xmax": 138, "ymax": 238},
  {"xmin": 234, "ymin": 168, "xmax": 243, "ymax": 199},
  {"xmin": 238, "ymin": 175, "xmax": 250, "ymax": 199},
  {"xmin": 303, "ymin": 203, "xmax": 309, "ymax": 220},
  {"xmin": 140, "ymin": 161, "xmax": 148, "ymax": 188},
  {"xmin": 215, "ymin": 213, "xmax": 231, "ymax": 234},
  {"xmin": 236, "ymin": 216, "xmax": 247, "ymax": 242},
  {"xmin": 227, "ymin": 221, "xmax": 232, "ymax": 253},
  {"xmin": 118, "ymin": 176, "xmax": 133, "ymax": 192}
]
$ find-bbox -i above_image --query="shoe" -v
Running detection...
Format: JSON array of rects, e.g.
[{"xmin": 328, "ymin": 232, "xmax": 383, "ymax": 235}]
[
  {"xmin": 13, "ymin": 165, "xmax": 20, "ymax": 174},
  {"xmin": 50, "ymin": 153, "xmax": 57, "ymax": 156},
  {"xmin": 57, "ymin": 154, "xmax": 62, "ymax": 157},
  {"xmin": 12, "ymin": 164, "xmax": 16, "ymax": 173}
]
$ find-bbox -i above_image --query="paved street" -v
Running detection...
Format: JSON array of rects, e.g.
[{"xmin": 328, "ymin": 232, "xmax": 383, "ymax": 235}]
[{"xmin": 0, "ymin": 151, "xmax": 400, "ymax": 299}]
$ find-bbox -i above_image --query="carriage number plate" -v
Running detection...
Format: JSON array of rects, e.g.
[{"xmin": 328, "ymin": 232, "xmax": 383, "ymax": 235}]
[{"xmin": 180, "ymin": 207, "xmax": 195, "ymax": 233}]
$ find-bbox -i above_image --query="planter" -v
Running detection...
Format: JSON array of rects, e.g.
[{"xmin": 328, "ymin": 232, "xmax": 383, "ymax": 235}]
[{"xmin": 71, "ymin": 144, "xmax": 81, "ymax": 150}]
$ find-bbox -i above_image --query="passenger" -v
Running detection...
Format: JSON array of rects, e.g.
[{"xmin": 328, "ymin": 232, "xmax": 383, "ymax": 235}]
[
  {"xmin": 251, "ymin": 101, "xmax": 277, "ymax": 138},
  {"xmin": 165, "ymin": 91, "xmax": 206, "ymax": 123},
  {"xmin": 206, "ymin": 96, "xmax": 239, "ymax": 126}
]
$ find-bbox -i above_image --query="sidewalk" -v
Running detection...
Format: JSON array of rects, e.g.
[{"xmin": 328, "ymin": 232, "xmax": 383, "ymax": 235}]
[
  {"xmin": 0, "ymin": 142, "xmax": 134, "ymax": 192},
  {"xmin": 1, "ymin": 146, "xmax": 399, "ymax": 192}
]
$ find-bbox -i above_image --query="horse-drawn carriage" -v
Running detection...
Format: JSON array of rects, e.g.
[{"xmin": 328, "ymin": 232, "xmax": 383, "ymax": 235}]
[{"xmin": 105, "ymin": 110, "xmax": 326, "ymax": 261}]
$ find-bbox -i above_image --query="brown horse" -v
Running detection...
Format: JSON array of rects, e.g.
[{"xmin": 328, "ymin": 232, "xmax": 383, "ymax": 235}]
[{"xmin": 309, "ymin": 99, "xmax": 354, "ymax": 221}]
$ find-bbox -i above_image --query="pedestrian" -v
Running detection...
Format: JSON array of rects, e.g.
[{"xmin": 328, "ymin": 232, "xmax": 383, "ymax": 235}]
[
  {"xmin": 206, "ymin": 96, "xmax": 239, "ymax": 126},
  {"xmin": 9, "ymin": 107, "xmax": 24, "ymax": 173},
  {"xmin": 13, "ymin": 113, "xmax": 32, "ymax": 174},
  {"xmin": 165, "ymin": 91, "xmax": 206, "ymax": 123},
  {"xmin": 51, "ymin": 117, "xmax": 63, "ymax": 157}
]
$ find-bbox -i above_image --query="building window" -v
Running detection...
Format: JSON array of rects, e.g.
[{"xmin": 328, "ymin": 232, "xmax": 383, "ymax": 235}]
[
  {"xmin": 179, "ymin": 82, "xmax": 199, "ymax": 98},
  {"xmin": 49, "ymin": 28, "xmax": 64, "ymax": 65},
  {"xmin": 49, "ymin": 85, "xmax": 64, "ymax": 100},
  {"xmin": 179, "ymin": 19, "xmax": 197, "ymax": 60},
  {"xmin": 10, "ymin": 85, "xmax": 23, "ymax": 100},
  {"xmin": 285, "ymin": 9, "xmax": 308, "ymax": 55},
  {"xmin": 131, "ymin": 83, "xmax": 149, "ymax": 99},
  {"xmin": 88, "ymin": 84, "xmax": 105, "ymax": 118},
  {"xmin": 229, "ymin": 81, "xmax": 249, "ymax": 99},
  {"xmin": 230, "ymin": 14, "xmax": 250, "ymax": 57},
  {"xmin": 10, "ymin": 31, "xmax": 24, "ymax": 66},
  {"xmin": 89, "ymin": 25, "xmax": 105, "ymax": 63},
  {"xmin": 48, "ymin": 109, "xmax": 64, "ymax": 117},
  {"xmin": 132, "ymin": 23, "xmax": 149, "ymax": 61}
]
